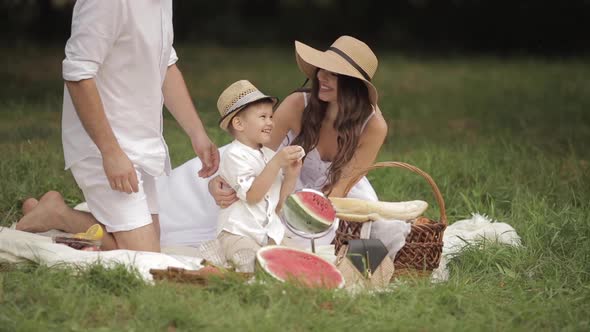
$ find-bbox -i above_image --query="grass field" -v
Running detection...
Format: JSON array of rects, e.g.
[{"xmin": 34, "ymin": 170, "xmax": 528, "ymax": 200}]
[{"xmin": 1, "ymin": 45, "xmax": 589, "ymax": 331}]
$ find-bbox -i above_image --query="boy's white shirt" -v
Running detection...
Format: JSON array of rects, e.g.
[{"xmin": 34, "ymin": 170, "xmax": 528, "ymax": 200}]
[
  {"xmin": 61, "ymin": 0, "xmax": 178, "ymax": 176},
  {"xmin": 217, "ymin": 140, "xmax": 285, "ymax": 246}
]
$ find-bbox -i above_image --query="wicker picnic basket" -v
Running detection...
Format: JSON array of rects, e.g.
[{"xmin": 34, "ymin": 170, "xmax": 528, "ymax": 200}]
[{"xmin": 333, "ymin": 161, "xmax": 447, "ymax": 274}]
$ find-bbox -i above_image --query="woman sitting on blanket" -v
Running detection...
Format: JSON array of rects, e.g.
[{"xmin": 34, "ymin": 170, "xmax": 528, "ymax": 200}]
[{"xmin": 158, "ymin": 35, "xmax": 388, "ymax": 248}]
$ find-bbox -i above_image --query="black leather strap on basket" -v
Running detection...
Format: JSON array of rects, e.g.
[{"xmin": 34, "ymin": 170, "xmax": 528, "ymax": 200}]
[{"xmin": 345, "ymin": 239, "xmax": 388, "ymax": 275}]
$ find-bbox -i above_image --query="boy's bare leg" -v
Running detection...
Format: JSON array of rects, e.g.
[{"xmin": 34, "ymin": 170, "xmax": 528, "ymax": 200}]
[{"xmin": 16, "ymin": 191, "xmax": 160, "ymax": 251}]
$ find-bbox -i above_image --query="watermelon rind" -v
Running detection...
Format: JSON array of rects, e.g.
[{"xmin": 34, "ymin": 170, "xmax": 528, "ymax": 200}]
[
  {"xmin": 284, "ymin": 194, "xmax": 333, "ymax": 233},
  {"xmin": 256, "ymin": 245, "xmax": 345, "ymax": 289},
  {"xmin": 293, "ymin": 191, "xmax": 335, "ymax": 224}
]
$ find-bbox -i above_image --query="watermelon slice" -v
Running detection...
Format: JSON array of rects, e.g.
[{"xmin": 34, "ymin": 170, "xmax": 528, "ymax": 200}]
[
  {"xmin": 257, "ymin": 246, "xmax": 344, "ymax": 289},
  {"xmin": 283, "ymin": 191, "xmax": 336, "ymax": 233}
]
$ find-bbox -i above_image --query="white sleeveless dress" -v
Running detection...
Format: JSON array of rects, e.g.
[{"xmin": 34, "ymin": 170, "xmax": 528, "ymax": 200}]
[{"xmin": 158, "ymin": 93, "xmax": 378, "ymax": 247}]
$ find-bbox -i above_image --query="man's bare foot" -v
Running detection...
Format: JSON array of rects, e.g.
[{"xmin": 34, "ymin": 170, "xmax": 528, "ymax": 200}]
[
  {"xmin": 16, "ymin": 191, "xmax": 68, "ymax": 233},
  {"xmin": 21, "ymin": 198, "xmax": 39, "ymax": 215}
]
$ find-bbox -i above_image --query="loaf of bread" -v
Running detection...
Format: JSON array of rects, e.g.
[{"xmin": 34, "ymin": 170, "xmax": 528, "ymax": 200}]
[{"xmin": 329, "ymin": 197, "xmax": 428, "ymax": 222}]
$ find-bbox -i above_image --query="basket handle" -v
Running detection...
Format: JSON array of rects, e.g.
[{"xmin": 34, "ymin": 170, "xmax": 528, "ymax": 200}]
[{"xmin": 342, "ymin": 161, "xmax": 447, "ymax": 226}]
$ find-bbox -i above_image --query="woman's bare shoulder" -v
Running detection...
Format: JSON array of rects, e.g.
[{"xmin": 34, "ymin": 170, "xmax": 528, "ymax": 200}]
[
  {"xmin": 276, "ymin": 92, "xmax": 306, "ymax": 116},
  {"xmin": 274, "ymin": 92, "xmax": 306, "ymax": 128},
  {"xmin": 267, "ymin": 91, "xmax": 307, "ymax": 149},
  {"xmin": 364, "ymin": 105, "xmax": 388, "ymax": 139}
]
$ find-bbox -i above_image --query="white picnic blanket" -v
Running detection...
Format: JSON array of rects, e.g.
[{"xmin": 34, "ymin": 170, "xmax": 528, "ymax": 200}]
[
  {"xmin": 1, "ymin": 212, "xmax": 518, "ymax": 284},
  {"xmin": 0, "ymin": 223, "xmax": 335, "ymax": 283},
  {"xmin": 0, "ymin": 226, "xmax": 203, "ymax": 282}
]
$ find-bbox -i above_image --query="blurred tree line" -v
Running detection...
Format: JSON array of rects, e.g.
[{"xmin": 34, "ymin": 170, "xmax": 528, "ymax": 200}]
[{"xmin": 1, "ymin": 0, "xmax": 589, "ymax": 55}]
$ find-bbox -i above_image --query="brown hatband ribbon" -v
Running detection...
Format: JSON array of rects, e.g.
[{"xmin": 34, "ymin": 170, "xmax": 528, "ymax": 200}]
[{"xmin": 328, "ymin": 46, "xmax": 371, "ymax": 81}]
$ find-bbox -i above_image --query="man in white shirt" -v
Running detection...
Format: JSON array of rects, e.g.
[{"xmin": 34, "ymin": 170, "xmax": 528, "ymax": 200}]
[{"xmin": 16, "ymin": 0, "xmax": 219, "ymax": 252}]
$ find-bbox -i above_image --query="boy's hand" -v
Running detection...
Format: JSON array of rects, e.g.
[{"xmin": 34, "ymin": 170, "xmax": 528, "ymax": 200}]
[
  {"xmin": 284, "ymin": 158, "xmax": 303, "ymax": 178},
  {"xmin": 102, "ymin": 148, "xmax": 139, "ymax": 194},
  {"xmin": 191, "ymin": 134, "xmax": 220, "ymax": 178},
  {"xmin": 274, "ymin": 145, "xmax": 305, "ymax": 168}
]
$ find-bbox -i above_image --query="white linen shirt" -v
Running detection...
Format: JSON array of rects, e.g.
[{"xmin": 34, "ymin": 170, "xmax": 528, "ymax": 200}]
[
  {"xmin": 61, "ymin": 0, "xmax": 178, "ymax": 176},
  {"xmin": 217, "ymin": 140, "xmax": 285, "ymax": 246}
]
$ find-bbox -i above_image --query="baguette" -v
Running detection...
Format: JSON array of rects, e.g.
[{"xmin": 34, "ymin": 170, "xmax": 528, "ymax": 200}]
[{"xmin": 329, "ymin": 197, "xmax": 428, "ymax": 221}]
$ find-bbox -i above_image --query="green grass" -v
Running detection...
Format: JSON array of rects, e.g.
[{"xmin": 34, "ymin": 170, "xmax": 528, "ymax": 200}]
[{"xmin": 1, "ymin": 45, "xmax": 589, "ymax": 331}]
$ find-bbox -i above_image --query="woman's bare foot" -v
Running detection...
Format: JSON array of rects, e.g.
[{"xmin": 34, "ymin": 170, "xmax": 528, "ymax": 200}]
[
  {"xmin": 21, "ymin": 198, "xmax": 39, "ymax": 215},
  {"xmin": 15, "ymin": 191, "xmax": 68, "ymax": 233}
]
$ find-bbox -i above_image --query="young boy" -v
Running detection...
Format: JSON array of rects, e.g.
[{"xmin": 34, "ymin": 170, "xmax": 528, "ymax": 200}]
[{"xmin": 215, "ymin": 80, "xmax": 305, "ymax": 272}]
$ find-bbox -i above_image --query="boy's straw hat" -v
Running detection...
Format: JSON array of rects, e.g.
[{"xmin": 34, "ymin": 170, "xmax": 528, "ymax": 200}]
[
  {"xmin": 295, "ymin": 35, "xmax": 378, "ymax": 106},
  {"xmin": 217, "ymin": 80, "xmax": 278, "ymax": 131}
]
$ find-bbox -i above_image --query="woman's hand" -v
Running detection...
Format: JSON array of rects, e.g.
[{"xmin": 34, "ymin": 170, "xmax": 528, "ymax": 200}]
[{"xmin": 208, "ymin": 175, "xmax": 238, "ymax": 208}]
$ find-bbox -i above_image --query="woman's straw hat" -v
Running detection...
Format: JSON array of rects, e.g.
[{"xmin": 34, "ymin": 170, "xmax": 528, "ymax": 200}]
[
  {"xmin": 217, "ymin": 80, "xmax": 278, "ymax": 131},
  {"xmin": 295, "ymin": 35, "xmax": 378, "ymax": 106}
]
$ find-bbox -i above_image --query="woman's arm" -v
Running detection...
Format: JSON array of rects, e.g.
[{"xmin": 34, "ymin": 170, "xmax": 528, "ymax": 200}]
[
  {"xmin": 208, "ymin": 176, "xmax": 237, "ymax": 208},
  {"xmin": 328, "ymin": 108, "xmax": 388, "ymax": 197},
  {"xmin": 267, "ymin": 92, "xmax": 305, "ymax": 151}
]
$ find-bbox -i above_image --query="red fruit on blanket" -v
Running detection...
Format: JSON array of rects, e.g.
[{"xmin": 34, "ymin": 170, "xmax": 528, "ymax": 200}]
[{"xmin": 256, "ymin": 246, "xmax": 344, "ymax": 289}]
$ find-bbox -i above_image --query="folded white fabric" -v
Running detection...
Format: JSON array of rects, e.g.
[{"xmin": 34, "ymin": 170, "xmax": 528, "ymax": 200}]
[
  {"xmin": 0, "ymin": 227, "xmax": 203, "ymax": 282},
  {"xmin": 431, "ymin": 213, "xmax": 521, "ymax": 282},
  {"xmin": 368, "ymin": 218, "xmax": 412, "ymax": 260}
]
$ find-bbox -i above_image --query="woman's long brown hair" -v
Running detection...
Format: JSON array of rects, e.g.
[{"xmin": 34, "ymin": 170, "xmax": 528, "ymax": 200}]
[{"xmin": 292, "ymin": 71, "xmax": 373, "ymax": 194}]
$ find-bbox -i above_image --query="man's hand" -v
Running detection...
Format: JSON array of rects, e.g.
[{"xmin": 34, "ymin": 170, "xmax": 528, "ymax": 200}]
[
  {"xmin": 162, "ymin": 65, "xmax": 220, "ymax": 178},
  {"xmin": 102, "ymin": 148, "xmax": 139, "ymax": 194},
  {"xmin": 191, "ymin": 133, "xmax": 220, "ymax": 178}
]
